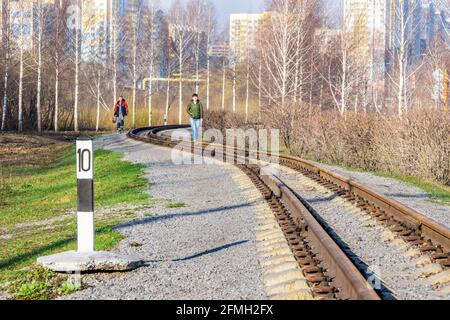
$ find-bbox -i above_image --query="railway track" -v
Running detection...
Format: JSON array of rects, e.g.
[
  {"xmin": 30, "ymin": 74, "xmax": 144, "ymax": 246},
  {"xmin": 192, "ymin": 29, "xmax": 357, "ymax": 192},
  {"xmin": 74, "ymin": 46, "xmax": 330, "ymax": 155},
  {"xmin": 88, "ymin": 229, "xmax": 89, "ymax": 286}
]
[{"xmin": 128, "ymin": 125, "xmax": 450, "ymax": 300}]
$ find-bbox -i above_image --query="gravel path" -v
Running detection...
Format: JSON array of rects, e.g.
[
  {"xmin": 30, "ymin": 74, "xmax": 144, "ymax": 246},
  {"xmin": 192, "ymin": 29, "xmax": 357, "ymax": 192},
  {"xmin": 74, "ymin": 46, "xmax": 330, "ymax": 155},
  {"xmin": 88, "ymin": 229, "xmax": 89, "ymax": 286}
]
[
  {"xmin": 278, "ymin": 166, "xmax": 449, "ymax": 300},
  {"xmin": 320, "ymin": 164, "xmax": 450, "ymax": 228},
  {"xmin": 63, "ymin": 133, "xmax": 267, "ymax": 300}
]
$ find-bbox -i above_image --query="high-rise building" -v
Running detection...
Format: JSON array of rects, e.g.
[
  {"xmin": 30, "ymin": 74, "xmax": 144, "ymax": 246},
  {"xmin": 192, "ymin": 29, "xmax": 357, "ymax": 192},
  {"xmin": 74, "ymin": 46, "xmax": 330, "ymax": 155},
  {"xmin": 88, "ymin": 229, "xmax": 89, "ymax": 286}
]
[
  {"xmin": 229, "ymin": 13, "xmax": 270, "ymax": 63},
  {"xmin": 8, "ymin": 0, "xmax": 54, "ymax": 51},
  {"xmin": 343, "ymin": 0, "xmax": 389, "ymax": 82},
  {"xmin": 81, "ymin": 0, "xmax": 109, "ymax": 62}
]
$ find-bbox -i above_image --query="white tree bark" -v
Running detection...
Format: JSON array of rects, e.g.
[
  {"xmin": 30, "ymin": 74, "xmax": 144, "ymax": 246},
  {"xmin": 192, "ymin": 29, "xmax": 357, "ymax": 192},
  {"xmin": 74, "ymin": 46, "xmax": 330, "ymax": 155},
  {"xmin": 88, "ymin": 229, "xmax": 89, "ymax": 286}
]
[
  {"xmin": 1, "ymin": 49, "xmax": 9, "ymax": 132},
  {"xmin": 221, "ymin": 57, "xmax": 226, "ymax": 111},
  {"xmin": 53, "ymin": 0, "xmax": 62, "ymax": 132},
  {"xmin": 54, "ymin": 54, "xmax": 59, "ymax": 132},
  {"xmin": 18, "ymin": 0, "xmax": 24, "ymax": 132},
  {"xmin": 178, "ymin": 38, "xmax": 183, "ymax": 124},
  {"xmin": 165, "ymin": 78, "xmax": 170, "ymax": 125},
  {"xmin": 1, "ymin": 0, "xmax": 10, "ymax": 132},
  {"xmin": 96, "ymin": 71, "xmax": 101, "ymax": 131},
  {"xmin": 36, "ymin": 0, "xmax": 43, "ymax": 132},
  {"xmin": 206, "ymin": 54, "xmax": 210, "ymax": 110},
  {"xmin": 112, "ymin": 1, "xmax": 118, "ymax": 106},
  {"xmin": 232, "ymin": 63, "xmax": 236, "ymax": 112},
  {"xmin": 245, "ymin": 57, "xmax": 249, "ymax": 122},
  {"xmin": 132, "ymin": 8, "xmax": 138, "ymax": 129},
  {"xmin": 73, "ymin": 0, "xmax": 80, "ymax": 132},
  {"xmin": 148, "ymin": 0, "xmax": 156, "ymax": 126},
  {"xmin": 195, "ymin": 29, "xmax": 200, "ymax": 93},
  {"xmin": 148, "ymin": 62, "xmax": 154, "ymax": 126}
]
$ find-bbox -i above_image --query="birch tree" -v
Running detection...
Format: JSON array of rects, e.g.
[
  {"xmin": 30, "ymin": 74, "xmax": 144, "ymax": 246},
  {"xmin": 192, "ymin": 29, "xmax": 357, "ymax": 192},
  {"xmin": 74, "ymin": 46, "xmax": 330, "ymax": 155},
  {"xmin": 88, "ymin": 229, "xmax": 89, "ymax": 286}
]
[
  {"xmin": 145, "ymin": 0, "xmax": 159, "ymax": 126},
  {"xmin": 315, "ymin": 8, "xmax": 366, "ymax": 116},
  {"xmin": 386, "ymin": 0, "xmax": 422, "ymax": 117},
  {"xmin": 259, "ymin": 0, "xmax": 299, "ymax": 109},
  {"xmin": 204, "ymin": 1, "xmax": 216, "ymax": 110},
  {"xmin": 71, "ymin": 0, "xmax": 81, "ymax": 132},
  {"xmin": 221, "ymin": 53, "xmax": 227, "ymax": 111},
  {"xmin": 168, "ymin": 0, "xmax": 196, "ymax": 124},
  {"xmin": 130, "ymin": 0, "xmax": 142, "ymax": 129},
  {"xmin": 34, "ymin": 0, "xmax": 44, "ymax": 132},
  {"xmin": 1, "ymin": 0, "xmax": 10, "ymax": 132},
  {"xmin": 17, "ymin": 0, "xmax": 25, "ymax": 131},
  {"xmin": 110, "ymin": 0, "xmax": 127, "ymax": 106},
  {"xmin": 53, "ymin": 0, "xmax": 60, "ymax": 132}
]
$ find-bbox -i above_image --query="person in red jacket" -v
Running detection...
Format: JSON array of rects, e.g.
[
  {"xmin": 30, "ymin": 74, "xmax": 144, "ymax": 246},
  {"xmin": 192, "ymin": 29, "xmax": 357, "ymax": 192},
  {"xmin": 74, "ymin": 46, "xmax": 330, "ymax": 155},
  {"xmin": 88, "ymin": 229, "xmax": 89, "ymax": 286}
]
[{"xmin": 113, "ymin": 96, "xmax": 129, "ymax": 133}]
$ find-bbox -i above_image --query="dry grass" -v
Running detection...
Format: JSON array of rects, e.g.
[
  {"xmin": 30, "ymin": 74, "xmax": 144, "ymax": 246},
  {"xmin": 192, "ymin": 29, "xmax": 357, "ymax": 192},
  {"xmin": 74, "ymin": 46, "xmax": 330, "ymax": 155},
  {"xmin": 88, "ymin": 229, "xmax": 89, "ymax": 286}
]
[{"xmin": 0, "ymin": 134, "xmax": 71, "ymax": 167}]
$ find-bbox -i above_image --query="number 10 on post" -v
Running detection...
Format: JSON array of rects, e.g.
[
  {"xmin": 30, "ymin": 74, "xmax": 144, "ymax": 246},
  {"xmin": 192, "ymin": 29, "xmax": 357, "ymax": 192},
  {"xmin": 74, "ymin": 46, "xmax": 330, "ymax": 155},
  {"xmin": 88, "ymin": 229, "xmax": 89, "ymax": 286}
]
[{"xmin": 76, "ymin": 138, "xmax": 95, "ymax": 253}]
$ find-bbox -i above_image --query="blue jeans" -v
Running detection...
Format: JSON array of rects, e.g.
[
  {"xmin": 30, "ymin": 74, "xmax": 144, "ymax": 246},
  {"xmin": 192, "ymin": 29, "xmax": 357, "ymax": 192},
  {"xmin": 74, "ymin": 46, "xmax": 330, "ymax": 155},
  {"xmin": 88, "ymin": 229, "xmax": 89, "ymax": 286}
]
[{"xmin": 189, "ymin": 117, "xmax": 201, "ymax": 141}]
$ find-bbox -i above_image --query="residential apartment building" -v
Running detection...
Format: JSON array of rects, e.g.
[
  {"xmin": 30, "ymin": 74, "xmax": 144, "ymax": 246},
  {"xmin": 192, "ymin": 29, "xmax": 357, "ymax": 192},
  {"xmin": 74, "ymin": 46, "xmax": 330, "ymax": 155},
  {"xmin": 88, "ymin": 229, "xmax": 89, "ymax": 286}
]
[
  {"xmin": 229, "ymin": 12, "xmax": 270, "ymax": 63},
  {"xmin": 7, "ymin": 0, "xmax": 54, "ymax": 51},
  {"xmin": 343, "ymin": 0, "xmax": 389, "ymax": 82},
  {"xmin": 81, "ymin": 0, "xmax": 109, "ymax": 62}
]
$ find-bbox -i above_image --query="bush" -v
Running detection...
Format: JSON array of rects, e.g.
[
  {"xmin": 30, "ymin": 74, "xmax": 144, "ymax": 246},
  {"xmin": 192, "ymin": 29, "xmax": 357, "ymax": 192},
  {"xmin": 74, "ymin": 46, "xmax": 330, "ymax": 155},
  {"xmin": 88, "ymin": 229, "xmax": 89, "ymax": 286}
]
[{"xmin": 205, "ymin": 106, "xmax": 449, "ymax": 186}]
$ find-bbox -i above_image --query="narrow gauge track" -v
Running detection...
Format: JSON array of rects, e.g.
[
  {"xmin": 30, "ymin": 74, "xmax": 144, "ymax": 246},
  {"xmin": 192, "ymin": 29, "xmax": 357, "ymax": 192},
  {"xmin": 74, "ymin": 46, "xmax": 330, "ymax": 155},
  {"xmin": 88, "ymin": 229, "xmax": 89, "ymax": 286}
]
[{"xmin": 128, "ymin": 125, "xmax": 450, "ymax": 299}]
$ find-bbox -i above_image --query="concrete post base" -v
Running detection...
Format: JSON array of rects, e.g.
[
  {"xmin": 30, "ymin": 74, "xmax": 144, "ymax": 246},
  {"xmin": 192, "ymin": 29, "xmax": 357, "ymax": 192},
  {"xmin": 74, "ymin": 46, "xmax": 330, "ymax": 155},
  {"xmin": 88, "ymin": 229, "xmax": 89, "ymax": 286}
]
[{"xmin": 37, "ymin": 251, "xmax": 143, "ymax": 273}]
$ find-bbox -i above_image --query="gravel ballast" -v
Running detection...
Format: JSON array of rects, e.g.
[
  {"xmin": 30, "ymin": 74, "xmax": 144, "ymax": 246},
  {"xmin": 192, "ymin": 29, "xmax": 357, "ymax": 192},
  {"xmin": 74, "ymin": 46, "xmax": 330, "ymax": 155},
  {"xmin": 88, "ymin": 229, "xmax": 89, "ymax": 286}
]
[
  {"xmin": 278, "ymin": 166, "xmax": 449, "ymax": 300},
  {"xmin": 320, "ymin": 164, "xmax": 449, "ymax": 228},
  {"xmin": 63, "ymin": 133, "xmax": 267, "ymax": 300}
]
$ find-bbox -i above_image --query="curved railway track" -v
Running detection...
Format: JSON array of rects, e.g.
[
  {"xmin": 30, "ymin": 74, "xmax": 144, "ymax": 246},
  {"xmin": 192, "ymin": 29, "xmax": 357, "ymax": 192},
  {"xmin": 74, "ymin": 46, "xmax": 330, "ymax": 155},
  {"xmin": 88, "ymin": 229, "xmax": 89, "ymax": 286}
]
[{"xmin": 128, "ymin": 125, "xmax": 450, "ymax": 300}]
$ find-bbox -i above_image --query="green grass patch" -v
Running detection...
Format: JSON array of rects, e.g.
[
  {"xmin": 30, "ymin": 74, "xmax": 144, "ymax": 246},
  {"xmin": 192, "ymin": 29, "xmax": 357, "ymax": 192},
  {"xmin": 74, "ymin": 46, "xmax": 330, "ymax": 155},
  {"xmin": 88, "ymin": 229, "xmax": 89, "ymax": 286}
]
[
  {"xmin": 0, "ymin": 146, "xmax": 150, "ymax": 298},
  {"xmin": 165, "ymin": 202, "xmax": 186, "ymax": 209},
  {"xmin": 374, "ymin": 172, "xmax": 450, "ymax": 205}
]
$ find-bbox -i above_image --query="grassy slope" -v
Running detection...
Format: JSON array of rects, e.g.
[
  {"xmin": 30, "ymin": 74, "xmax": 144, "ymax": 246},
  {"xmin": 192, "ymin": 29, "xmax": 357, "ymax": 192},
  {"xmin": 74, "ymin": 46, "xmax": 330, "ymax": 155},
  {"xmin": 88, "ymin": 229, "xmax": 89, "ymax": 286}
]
[{"xmin": 0, "ymin": 147, "xmax": 149, "ymax": 298}]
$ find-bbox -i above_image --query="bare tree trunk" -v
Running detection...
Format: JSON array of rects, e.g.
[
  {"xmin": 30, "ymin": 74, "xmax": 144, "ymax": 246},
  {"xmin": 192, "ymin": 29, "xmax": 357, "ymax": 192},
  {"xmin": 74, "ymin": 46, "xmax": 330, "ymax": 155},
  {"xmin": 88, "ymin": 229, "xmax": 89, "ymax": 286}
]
[
  {"xmin": 340, "ymin": 49, "xmax": 347, "ymax": 116},
  {"xmin": 165, "ymin": 80, "xmax": 170, "ymax": 125},
  {"xmin": 398, "ymin": 34, "xmax": 405, "ymax": 118},
  {"xmin": 195, "ymin": 29, "xmax": 200, "ymax": 93},
  {"xmin": 258, "ymin": 56, "xmax": 262, "ymax": 109},
  {"xmin": 54, "ymin": 0, "xmax": 61, "ymax": 132},
  {"xmin": 245, "ymin": 58, "xmax": 249, "ymax": 123},
  {"xmin": 178, "ymin": 37, "xmax": 183, "ymax": 124},
  {"xmin": 294, "ymin": 19, "xmax": 301, "ymax": 102},
  {"xmin": 73, "ymin": 0, "xmax": 80, "ymax": 132},
  {"xmin": 1, "ymin": 50, "xmax": 8, "ymax": 132},
  {"xmin": 206, "ymin": 55, "xmax": 210, "ymax": 110},
  {"xmin": 309, "ymin": 54, "xmax": 313, "ymax": 108},
  {"xmin": 18, "ymin": 0, "xmax": 24, "ymax": 132},
  {"xmin": 232, "ymin": 63, "xmax": 236, "ymax": 112},
  {"xmin": 222, "ymin": 57, "xmax": 226, "ymax": 111},
  {"xmin": 148, "ymin": 64, "xmax": 153, "ymax": 126},
  {"xmin": 36, "ymin": 0, "xmax": 43, "ymax": 132},
  {"xmin": 96, "ymin": 71, "xmax": 101, "ymax": 131},
  {"xmin": 1, "ymin": 0, "xmax": 10, "ymax": 132},
  {"xmin": 132, "ymin": 33, "xmax": 137, "ymax": 128},
  {"xmin": 131, "ymin": 1, "xmax": 140, "ymax": 129},
  {"xmin": 54, "ymin": 55, "xmax": 59, "ymax": 132},
  {"xmin": 112, "ymin": 2, "xmax": 117, "ymax": 106}
]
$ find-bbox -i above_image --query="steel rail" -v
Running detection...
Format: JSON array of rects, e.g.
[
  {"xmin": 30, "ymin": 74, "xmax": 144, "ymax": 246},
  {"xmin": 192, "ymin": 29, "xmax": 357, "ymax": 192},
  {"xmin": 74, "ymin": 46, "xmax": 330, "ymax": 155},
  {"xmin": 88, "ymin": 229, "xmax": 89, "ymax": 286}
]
[{"xmin": 258, "ymin": 172, "xmax": 380, "ymax": 300}]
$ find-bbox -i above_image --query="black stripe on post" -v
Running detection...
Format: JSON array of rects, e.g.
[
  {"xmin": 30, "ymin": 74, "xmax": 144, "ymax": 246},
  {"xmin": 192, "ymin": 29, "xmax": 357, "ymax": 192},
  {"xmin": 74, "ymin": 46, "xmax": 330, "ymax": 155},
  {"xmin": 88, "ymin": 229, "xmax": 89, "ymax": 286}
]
[{"xmin": 77, "ymin": 179, "xmax": 94, "ymax": 212}]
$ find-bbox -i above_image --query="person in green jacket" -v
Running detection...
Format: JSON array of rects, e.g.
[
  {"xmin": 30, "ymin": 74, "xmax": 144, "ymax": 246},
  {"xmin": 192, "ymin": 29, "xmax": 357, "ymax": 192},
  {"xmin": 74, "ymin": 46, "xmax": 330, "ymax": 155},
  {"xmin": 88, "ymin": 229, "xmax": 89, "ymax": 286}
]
[{"xmin": 187, "ymin": 93, "xmax": 204, "ymax": 141}]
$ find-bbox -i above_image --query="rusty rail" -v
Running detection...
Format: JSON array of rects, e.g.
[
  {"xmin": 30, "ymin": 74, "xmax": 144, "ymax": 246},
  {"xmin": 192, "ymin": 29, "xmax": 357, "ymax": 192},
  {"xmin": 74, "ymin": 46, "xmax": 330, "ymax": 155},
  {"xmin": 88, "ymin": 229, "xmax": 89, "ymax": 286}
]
[{"xmin": 258, "ymin": 172, "xmax": 380, "ymax": 300}]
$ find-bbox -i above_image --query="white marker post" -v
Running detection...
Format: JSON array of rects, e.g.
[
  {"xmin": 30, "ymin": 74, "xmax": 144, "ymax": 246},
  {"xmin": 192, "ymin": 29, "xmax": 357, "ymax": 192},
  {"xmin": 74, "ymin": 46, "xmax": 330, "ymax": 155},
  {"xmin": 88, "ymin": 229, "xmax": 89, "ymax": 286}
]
[
  {"xmin": 76, "ymin": 137, "xmax": 94, "ymax": 253},
  {"xmin": 37, "ymin": 136, "xmax": 142, "ymax": 273}
]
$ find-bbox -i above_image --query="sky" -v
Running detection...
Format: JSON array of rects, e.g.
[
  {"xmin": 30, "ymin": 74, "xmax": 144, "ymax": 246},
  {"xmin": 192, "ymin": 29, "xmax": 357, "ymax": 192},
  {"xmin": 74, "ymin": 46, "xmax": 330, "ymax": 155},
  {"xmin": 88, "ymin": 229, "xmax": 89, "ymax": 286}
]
[{"xmin": 161, "ymin": 0, "xmax": 266, "ymax": 29}]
